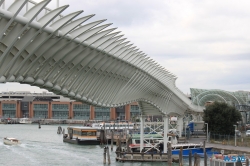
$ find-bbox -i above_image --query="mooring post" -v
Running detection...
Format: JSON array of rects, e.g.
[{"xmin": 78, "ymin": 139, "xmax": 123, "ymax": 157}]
[
  {"xmin": 106, "ymin": 146, "xmax": 111, "ymax": 164},
  {"xmin": 167, "ymin": 142, "xmax": 172, "ymax": 166},
  {"xmin": 111, "ymin": 130, "xmax": 114, "ymax": 151},
  {"xmin": 194, "ymin": 153, "xmax": 197, "ymax": 166},
  {"xmin": 189, "ymin": 150, "xmax": 192, "ymax": 166},
  {"xmin": 103, "ymin": 146, "xmax": 106, "ymax": 164},
  {"xmin": 197, "ymin": 154, "xmax": 200, "ymax": 166},
  {"xmin": 119, "ymin": 132, "xmax": 122, "ymax": 153},
  {"xmin": 38, "ymin": 121, "xmax": 41, "ymax": 129},
  {"xmin": 194, "ymin": 153, "xmax": 200, "ymax": 166},
  {"xmin": 203, "ymin": 141, "xmax": 207, "ymax": 166},
  {"xmin": 100, "ymin": 129, "xmax": 104, "ymax": 145},
  {"xmin": 179, "ymin": 146, "xmax": 183, "ymax": 166},
  {"xmin": 116, "ymin": 135, "xmax": 121, "ymax": 158},
  {"xmin": 246, "ymin": 156, "xmax": 249, "ymax": 166}
]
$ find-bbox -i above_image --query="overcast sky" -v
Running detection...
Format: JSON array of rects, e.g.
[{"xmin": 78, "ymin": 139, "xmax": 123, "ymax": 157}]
[{"xmin": 1, "ymin": 0, "xmax": 250, "ymax": 94}]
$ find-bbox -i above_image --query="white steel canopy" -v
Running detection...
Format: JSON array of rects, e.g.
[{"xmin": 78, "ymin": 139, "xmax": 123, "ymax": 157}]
[{"xmin": 0, "ymin": 0, "xmax": 203, "ymax": 115}]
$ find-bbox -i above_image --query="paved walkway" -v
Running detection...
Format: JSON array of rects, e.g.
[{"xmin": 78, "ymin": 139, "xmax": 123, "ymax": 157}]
[{"xmin": 188, "ymin": 136, "xmax": 250, "ymax": 153}]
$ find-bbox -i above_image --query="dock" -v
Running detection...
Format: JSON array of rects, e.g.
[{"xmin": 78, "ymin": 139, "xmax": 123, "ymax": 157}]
[{"xmin": 115, "ymin": 152, "xmax": 179, "ymax": 162}]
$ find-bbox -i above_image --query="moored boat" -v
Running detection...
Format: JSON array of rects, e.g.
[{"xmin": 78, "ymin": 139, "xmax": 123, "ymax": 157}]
[
  {"xmin": 3, "ymin": 137, "xmax": 21, "ymax": 145},
  {"xmin": 63, "ymin": 126, "xmax": 103, "ymax": 145},
  {"xmin": 19, "ymin": 118, "xmax": 32, "ymax": 124}
]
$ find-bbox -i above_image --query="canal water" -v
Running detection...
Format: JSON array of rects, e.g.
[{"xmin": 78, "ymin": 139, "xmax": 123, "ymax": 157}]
[{"xmin": 0, "ymin": 124, "xmax": 208, "ymax": 166}]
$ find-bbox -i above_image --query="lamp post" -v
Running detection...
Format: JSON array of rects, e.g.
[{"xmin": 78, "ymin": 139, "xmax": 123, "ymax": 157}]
[
  {"xmin": 233, "ymin": 125, "xmax": 237, "ymax": 147},
  {"xmin": 205, "ymin": 123, "xmax": 208, "ymax": 143}
]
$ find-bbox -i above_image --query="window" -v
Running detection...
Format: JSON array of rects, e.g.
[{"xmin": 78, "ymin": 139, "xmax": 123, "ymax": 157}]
[{"xmin": 94, "ymin": 106, "xmax": 110, "ymax": 120}]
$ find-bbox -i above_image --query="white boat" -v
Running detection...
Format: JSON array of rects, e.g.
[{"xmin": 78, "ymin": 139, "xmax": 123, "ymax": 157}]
[
  {"xmin": 19, "ymin": 118, "xmax": 32, "ymax": 124},
  {"xmin": 3, "ymin": 137, "xmax": 21, "ymax": 145}
]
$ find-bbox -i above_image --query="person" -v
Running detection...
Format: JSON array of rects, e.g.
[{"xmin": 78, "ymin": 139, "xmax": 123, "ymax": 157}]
[{"xmin": 159, "ymin": 143, "xmax": 163, "ymax": 152}]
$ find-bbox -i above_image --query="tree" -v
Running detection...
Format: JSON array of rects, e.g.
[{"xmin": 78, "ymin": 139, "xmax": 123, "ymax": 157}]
[{"xmin": 203, "ymin": 101, "xmax": 242, "ymax": 135}]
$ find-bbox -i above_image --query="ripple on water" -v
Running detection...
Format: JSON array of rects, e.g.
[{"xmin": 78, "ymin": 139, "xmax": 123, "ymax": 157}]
[{"xmin": 0, "ymin": 124, "xmax": 208, "ymax": 166}]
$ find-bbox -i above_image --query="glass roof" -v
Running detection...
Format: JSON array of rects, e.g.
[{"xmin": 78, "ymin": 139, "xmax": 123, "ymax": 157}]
[{"xmin": 190, "ymin": 88, "xmax": 249, "ymax": 107}]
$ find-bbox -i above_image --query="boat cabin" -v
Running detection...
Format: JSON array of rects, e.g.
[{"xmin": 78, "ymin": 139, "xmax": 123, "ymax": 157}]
[{"xmin": 67, "ymin": 127, "xmax": 98, "ymax": 140}]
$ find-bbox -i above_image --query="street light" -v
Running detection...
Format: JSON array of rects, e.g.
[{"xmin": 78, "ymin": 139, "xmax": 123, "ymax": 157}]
[
  {"xmin": 205, "ymin": 123, "xmax": 208, "ymax": 143},
  {"xmin": 233, "ymin": 125, "xmax": 237, "ymax": 147}
]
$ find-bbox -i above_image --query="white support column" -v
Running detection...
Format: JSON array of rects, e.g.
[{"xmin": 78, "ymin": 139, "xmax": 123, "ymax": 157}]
[
  {"xmin": 140, "ymin": 116, "xmax": 145, "ymax": 152},
  {"xmin": 163, "ymin": 115, "xmax": 169, "ymax": 153},
  {"xmin": 177, "ymin": 116, "xmax": 183, "ymax": 137}
]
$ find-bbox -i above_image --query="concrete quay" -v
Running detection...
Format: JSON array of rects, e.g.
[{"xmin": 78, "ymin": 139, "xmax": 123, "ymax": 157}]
[{"xmin": 189, "ymin": 136, "xmax": 250, "ymax": 154}]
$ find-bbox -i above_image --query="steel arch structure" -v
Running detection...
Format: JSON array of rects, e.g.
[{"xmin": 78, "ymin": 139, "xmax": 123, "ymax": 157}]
[
  {"xmin": 190, "ymin": 88, "xmax": 248, "ymax": 107},
  {"xmin": 0, "ymin": 0, "xmax": 203, "ymax": 116}
]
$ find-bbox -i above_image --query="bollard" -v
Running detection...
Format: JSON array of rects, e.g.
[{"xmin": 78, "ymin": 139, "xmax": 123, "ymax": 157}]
[
  {"xmin": 179, "ymin": 146, "xmax": 183, "ymax": 166},
  {"xmin": 38, "ymin": 121, "xmax": 41, "ymax": 129},
  {"xmin": 103, "ymin": 147, "xmax": 106, "ymax": 164},
  {"xmin": 57, "ymin": 126, "xmax": 62, "ymax": 134},
  {"xmin": 111, "ymin": 130, "xmax": 114, "ymax": 151},
  {"xmin": 189, "ymin": 150, "xmax": 192, "ymax": 166},
  {"xmin": 167, "ymin": 142, "xmax": 172, "ymax": 166},
  {"xmin": 194, "ymin": 153, "xmax": 197, "ymax": 166},
  {"xmin": 106, "ymin": 146, "xmax": 111, "ymax": 164},
  {"xmin": 194, "ymin": 153, "xmax": 200, "ymax": 166},
  {"xmin": 197, "ymin": 154, "xmax": 200, "ymax": 166},
  {"xmin": 119, "ymin": 133, "xmax": 122, "ymax": 155},
  {"xmin": 203, "ymin": 141, "xmax": 207, "ymax": 166}
]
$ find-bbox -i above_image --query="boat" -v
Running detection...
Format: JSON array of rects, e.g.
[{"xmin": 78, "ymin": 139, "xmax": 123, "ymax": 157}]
[
  {"xmin": 63, "ymin": 126, "xmax": 103, "ymax": 145},
  {"xmin": 3, "ymin": 137, "xmax": 21, "ymax": 145},
  {"xmin": 19, "ymin": 118, "xmax": 32, "ymax": 124},
  {"xmin": 129, "ymin": 131, "xmax": 215, "ymax": 156}
]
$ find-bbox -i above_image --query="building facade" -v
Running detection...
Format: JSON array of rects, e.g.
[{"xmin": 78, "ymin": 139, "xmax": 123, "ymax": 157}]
[{"xmin": 0, "ymin": 91, "xmax": 140, "ymax": 121}]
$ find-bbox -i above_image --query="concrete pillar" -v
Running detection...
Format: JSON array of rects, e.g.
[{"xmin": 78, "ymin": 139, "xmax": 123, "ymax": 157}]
[
  {"xmin": 140, "ymin": 116, "xmax": 145, "ymax": 152},
  {"xmin": 177, "ymin": 116, "xmax": 183, "ymax": 137},
  {"xmin": 163, "ymin": 115, "xmax": 169, "ymax": 153}
]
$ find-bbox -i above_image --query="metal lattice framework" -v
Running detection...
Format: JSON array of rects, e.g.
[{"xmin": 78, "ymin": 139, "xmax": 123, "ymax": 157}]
[
  {"xmin": 0, "ymin": 0, "xmax": 203, "ymax": 116},
  {"xmin": 191, "ymin": 88, "xmax": 249, "ymax": 107}
]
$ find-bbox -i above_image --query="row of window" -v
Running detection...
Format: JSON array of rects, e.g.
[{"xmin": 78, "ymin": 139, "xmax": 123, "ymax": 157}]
[
  {"xmin": 1, "ymin": 104, "xmax": 140, "ymax": 111},
  {"xmin": 2, "ymin": 104, "xmax": 16, "ymax": 109},
  {"xmin": 95, "ymin": 107, "xmax": 110, "ymax": 111},
  {"xmin": 73, "ymin": 130, "xmax": 96, "ymax": 136},
  {"xmin": 34, "ymin": 104, "xmax": 48, "ymax": 109},
  {"xmin": 73, "ymin": 104, "xmax": 90, "ymax": 110},
  {"xmin": 2, "ymin": 110, "xmax": 16, "ymax": 118},
  {"xmin": 131, "ymin": 105, "xmax": 140, "ymax": 112}
]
